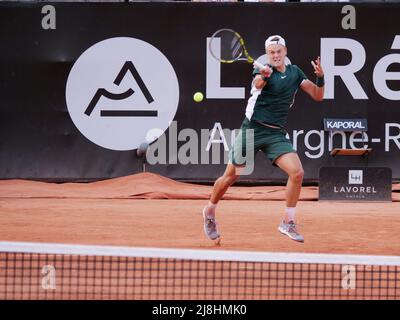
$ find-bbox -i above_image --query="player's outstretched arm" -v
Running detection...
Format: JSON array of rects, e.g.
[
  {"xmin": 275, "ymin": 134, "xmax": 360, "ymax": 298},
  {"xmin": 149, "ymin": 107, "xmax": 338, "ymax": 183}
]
[{"xmin": 300, "ymin": 56, "xmax": 325, "ymax": 101}]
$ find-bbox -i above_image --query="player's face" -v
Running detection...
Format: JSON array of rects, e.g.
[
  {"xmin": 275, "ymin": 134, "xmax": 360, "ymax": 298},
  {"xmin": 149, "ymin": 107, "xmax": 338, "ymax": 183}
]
[{"xmin": 266, "ymin": 44, "xmax": 287, "ymax": 68}]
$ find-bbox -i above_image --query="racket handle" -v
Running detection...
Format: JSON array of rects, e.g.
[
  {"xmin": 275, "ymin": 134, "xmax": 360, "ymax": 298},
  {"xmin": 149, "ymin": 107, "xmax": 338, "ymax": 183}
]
[{"xmin": 253, "ymin": 61, "xmax": 265, "ymax": 70}]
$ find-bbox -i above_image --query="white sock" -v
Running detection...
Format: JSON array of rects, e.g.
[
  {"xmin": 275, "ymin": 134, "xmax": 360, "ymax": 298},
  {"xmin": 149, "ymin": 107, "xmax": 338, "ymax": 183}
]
[
  {"xmin": 285, "ymin": 207, "xmax": 296, "ymax": 223},
  {"xmin": 205, "ymin": 201, "xmax": 217, "ymax": 218}
]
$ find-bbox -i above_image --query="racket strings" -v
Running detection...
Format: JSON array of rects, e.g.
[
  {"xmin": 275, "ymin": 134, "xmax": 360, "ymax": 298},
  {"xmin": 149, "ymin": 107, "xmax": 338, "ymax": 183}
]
[
  {"xmin": 230, "ymin": 37, "xmax": 242, "ymax": 59},
  {"xmin": 210, "ymin": 30, "xmax": 244, "ymax": 62},
  {"xmin": 210, "ymin": 29, "xmax": 259, "ymax": 64}
]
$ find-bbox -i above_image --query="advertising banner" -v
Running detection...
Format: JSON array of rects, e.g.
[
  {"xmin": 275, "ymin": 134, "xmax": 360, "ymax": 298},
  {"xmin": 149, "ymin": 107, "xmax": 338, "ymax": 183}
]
[{"xmin": 1, "ymin": 3, "xmax": 399, "ymax": 182}]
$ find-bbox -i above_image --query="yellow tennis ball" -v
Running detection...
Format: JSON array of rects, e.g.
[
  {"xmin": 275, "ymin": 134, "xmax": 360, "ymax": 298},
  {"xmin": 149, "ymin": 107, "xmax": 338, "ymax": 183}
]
[{"xmin": 193, "ymin": 92, "xmax": 204, "ymax": 102}]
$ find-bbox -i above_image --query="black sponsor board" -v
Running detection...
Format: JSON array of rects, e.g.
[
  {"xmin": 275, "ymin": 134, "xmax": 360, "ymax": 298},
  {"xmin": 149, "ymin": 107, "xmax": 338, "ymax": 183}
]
[
  {"xmin": 319, "ymin": 166, "xmax": 392, "ymax": 201},
  {"xmin": 1, "ymin": 2, "xmax": 400, "ymax": 182}
]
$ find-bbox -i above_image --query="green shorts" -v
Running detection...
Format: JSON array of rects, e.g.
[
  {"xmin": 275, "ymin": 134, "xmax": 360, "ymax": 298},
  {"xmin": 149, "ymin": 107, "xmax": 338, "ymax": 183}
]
[{"xmin": 229, "ymin": 117, "xmax": 295, "ymax": 167}]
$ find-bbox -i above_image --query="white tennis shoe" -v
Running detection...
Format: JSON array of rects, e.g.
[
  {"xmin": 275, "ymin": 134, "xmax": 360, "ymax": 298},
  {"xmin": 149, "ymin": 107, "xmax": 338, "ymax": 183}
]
[
  {"xmin": 278, "ymin": 220, "xmax": 304, "ymax": 243},
  {"xmin": 202, "ymin": 208, "xmax": 221, "ymax": 244}
]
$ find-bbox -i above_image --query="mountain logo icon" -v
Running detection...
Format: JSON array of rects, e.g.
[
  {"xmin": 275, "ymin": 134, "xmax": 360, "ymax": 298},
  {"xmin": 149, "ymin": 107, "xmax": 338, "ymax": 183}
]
[
  {"xmin": 66, "ymin": 37, "xmax": 179, "ymax": 151},
  {"xmin": 84, "ymin": 61, "xmax": 156, "ymax": 117}
]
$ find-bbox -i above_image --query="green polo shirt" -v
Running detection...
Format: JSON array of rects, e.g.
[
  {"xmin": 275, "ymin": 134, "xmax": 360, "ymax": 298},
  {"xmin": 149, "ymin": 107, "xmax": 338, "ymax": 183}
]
[{"xmin": 245, "ymin": 64, "xmax": 307, "ymax": 128}]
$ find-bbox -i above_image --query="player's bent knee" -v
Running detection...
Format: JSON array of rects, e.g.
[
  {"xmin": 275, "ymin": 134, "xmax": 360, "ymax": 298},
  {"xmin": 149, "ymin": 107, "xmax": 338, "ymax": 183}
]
[
  {"xmin": 291, "ymin": 169, "xmax": 304, "ymax": 183},
  {"xmin": 216, "ymin": 174, "xmax": 237, "ymax": 188}
]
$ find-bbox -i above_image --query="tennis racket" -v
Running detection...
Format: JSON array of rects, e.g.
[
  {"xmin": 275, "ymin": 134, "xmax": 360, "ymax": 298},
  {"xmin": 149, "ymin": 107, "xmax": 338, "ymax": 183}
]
[{"xmin": 209, "ymin": 28, "xmax": 265, "ymax": 70}]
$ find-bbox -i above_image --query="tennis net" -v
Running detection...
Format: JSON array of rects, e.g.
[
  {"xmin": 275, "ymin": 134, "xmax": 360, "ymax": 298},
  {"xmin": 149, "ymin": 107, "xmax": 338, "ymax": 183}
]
[{"xmin": 0, "ymin": 241, "xmax": 399, "ymax": 300}]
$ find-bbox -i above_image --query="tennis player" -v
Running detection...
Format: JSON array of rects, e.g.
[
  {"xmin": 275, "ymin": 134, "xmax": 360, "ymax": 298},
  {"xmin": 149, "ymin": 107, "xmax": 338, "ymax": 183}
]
[{"xmin": 203, "ymin": 35, "xmax": 324, "ymax": 243}]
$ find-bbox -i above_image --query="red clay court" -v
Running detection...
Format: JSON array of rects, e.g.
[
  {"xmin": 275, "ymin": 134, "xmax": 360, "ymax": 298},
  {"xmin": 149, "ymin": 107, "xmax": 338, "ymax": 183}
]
[
  {"xmin": 0, "ymin": 173, "xmax": 399, "ymax": 254},
  {"xmin": 0, "ymin": 173, "xmax": 399, "ymax": 300}
]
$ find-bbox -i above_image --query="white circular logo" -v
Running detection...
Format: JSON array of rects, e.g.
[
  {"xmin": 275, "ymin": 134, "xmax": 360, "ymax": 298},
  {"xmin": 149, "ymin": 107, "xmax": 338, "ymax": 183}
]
[{"xmin": 66, "ymin": 37, "xmax": 179, "ymax": 151}]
